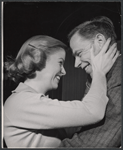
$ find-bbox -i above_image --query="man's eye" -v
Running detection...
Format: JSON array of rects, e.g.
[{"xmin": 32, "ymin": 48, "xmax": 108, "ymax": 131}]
[{"xmin": 78, "ymin": 52, "xmax": 82, "ymax": 57}]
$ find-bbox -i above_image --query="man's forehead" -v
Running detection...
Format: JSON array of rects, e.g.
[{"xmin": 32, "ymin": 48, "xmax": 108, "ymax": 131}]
[{"xmin": 70, "ymin": 36, "xmax": 89, "ymax": 49}]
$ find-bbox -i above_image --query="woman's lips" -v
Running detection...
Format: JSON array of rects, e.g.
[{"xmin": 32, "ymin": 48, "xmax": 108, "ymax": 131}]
[{"xmin": 56, "ymin": 75, "xmax": 60, "ymax": 81}]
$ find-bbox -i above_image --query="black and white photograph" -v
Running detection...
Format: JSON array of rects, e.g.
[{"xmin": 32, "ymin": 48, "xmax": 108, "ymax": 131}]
[{"xmin": 2, "ymin": 1, "xmax": 121, "ymax": 148}]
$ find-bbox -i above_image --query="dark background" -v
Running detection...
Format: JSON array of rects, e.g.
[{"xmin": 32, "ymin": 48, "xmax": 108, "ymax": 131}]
[{"xmin": 3, "ymin": 2, "xmax": 121, "ymax": 103}]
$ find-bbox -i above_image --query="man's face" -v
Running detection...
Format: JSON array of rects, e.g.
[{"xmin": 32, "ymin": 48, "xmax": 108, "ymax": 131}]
[{"xmin": 70, "ymin": 32, "xmax": 94, "ymax": 76}]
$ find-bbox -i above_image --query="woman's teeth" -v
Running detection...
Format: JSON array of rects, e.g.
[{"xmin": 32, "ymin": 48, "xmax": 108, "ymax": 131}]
[{"xmin": 56, "ymin": 76, "xmax": 60, "ymax": 80}]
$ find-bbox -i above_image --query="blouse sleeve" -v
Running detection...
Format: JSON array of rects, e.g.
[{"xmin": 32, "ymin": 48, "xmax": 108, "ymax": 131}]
[{"xmin": 4, "ymin": 73, "xmax": 108, "ymax": 129}]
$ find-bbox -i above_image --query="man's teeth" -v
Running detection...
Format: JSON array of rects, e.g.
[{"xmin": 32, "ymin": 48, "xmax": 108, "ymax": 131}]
[
  {"xmin": 56, "ymin": 76, "xmax": 60, "ymax": 80},
  {"xmin": 85, "ymin": 65, "xmax": 89, "ymax": 70}
]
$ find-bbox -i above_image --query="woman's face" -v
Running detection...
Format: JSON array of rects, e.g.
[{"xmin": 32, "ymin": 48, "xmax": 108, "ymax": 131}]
[{"xmin": 37, "ymin": 49, "xmax": 66, "ymax": 92}]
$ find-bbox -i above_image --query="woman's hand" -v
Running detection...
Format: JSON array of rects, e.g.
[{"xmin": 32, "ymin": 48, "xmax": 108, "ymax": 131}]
[{"xmin": 91, "ymin": 38, "xmax": 119, "ymax": 76}]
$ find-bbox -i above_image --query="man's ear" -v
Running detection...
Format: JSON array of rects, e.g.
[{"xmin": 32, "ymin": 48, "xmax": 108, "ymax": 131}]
[
  {"xmin": 95, "ymin": 33, "xmax": 106, "ymax": 48},
  {"xmin": 93, "ymin": 33, "xmax": 106, "ymax": 55}
]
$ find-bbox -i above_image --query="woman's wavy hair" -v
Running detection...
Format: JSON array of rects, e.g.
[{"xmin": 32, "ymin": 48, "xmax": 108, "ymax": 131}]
[
  {"xmin": 68, "ymin": 16, "xmax": 117, "ymax": 45},
  {"xmin": 5, "ymin": 35, "xmax": 68, "ymax": 83}
]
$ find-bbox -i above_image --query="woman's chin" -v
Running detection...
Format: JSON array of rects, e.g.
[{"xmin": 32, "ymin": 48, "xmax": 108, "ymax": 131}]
[{"xmin": 52, "ymin": 84, "xmax": 58, "ymax": 90}]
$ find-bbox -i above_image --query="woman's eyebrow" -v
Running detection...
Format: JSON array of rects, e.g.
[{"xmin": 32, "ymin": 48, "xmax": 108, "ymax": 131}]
[{"xmin": 59, "ymin": 58, "xmax": 65, "ymax": 62}]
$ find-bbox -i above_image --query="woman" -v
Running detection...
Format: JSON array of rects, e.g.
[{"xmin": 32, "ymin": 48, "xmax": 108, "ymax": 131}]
[{"xmin": 4, "ymin": 35, "xmax": 119, "ymax": 148}]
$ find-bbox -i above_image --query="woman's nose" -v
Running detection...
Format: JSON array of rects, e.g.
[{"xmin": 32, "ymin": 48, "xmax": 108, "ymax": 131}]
[
  {"xmin": 61, "ymin": 66, "xmax": 66, "ymax": 75},
  {"xmin": 74, "ymin": 57, "xmax": 81, "ymax": 68}
]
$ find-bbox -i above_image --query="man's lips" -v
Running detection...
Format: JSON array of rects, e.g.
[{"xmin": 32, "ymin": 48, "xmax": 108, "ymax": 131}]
[
  {"xmin": 85, "ymin": 64, "xmax": 91, "ymax": 72},
  {"xmin": 83, "ymin": 64, "xmax": 90, "ymax": 70}
]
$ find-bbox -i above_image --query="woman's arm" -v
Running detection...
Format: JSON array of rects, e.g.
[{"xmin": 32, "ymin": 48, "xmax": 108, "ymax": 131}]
[{"xmin": 4, "ymin": 39, "xmax": 119, "ymax": 129}]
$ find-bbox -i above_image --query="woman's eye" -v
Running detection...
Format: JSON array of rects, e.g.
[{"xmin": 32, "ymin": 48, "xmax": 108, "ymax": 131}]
[{"xmin": 59, "ymin": 61, "xmax": 63, "ymax": 65}]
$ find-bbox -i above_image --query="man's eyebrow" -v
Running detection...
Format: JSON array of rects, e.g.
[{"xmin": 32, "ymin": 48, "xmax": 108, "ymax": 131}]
[
  {"xmin": 73, "ymin": 51, "xmax": 77, "ymax": 56},
  {"xmin": 73, "ymin": 49, "xmax": 83, "ymax": 56}
]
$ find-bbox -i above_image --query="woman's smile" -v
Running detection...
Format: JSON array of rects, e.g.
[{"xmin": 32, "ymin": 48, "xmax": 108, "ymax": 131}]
[{"xmin": 55, "ymin": 75, "xmax": 60, "ymax": 81}]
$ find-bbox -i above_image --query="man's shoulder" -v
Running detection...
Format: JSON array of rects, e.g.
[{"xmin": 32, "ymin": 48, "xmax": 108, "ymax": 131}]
[{"xmin": 108, "ymin": 56, "xmax": 121, "ymax": 77}]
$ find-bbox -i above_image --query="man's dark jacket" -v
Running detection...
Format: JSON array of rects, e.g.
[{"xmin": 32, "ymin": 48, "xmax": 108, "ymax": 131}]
[{"xmin": 60, "ymin": 56, "xmax": 121, "ymax": 148}]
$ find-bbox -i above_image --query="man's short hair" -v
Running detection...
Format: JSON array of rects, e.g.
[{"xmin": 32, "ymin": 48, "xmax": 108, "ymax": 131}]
[{"xmin": 68, "ymin": 16, "xmax": 117, "ymax": 45}]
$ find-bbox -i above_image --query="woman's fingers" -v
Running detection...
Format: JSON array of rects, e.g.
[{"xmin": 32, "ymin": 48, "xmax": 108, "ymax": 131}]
[
  {"xmin": 112, "ymin": 51, "xmax": 120, "ymax": 63},
  {"xmin": 100, "ymin": 38, "xmax": 111, "ymax": 54},
  {"xmin": 106, "ymin": 43, "xmax": 117, "ymax": 56},
  {"xmin": 109, "ymin": 47, "xmax": 117, "ymax": 59},
  {"xmin": 106, "ymin": 42, "xmax": 119, "ymax": 64},
  {"xmin": 90, "ymin": 38, "xmax": 119, "ymax": 76}
]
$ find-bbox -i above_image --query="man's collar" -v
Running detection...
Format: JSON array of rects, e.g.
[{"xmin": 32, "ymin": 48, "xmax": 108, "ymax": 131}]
[{"xmin": 106, "ymin": 55, "xmax": 121, "ymax": 80}]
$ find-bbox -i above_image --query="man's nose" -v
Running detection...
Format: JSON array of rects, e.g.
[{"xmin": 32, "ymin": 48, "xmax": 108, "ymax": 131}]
[
  {"xmin": 74, "ymin": 57, "xmax": 81, "ymax": 68},
  {"xmin": 61, "ymin": 66, "xmax": 66, "ymax": 75}
]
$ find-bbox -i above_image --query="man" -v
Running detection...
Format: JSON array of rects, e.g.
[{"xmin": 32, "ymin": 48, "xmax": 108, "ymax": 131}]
[{"xmin": 60, "ymin": 16, "xmax": 121, "ymax": 147}]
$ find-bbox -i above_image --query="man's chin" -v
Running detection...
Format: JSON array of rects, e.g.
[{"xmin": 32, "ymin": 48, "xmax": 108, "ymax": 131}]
[
  {"xmin": 90, "ymin": 73, "xmax": 93, "ymax": 78},
  {"xmin": 86, "ymin": 70, "xmax": 91, "ymax": 74}
]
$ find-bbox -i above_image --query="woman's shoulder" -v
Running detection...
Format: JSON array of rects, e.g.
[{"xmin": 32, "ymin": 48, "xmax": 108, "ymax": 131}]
[{"xmin": 4, "ymin": 88, "xmax": 44, "ymax": 114}]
